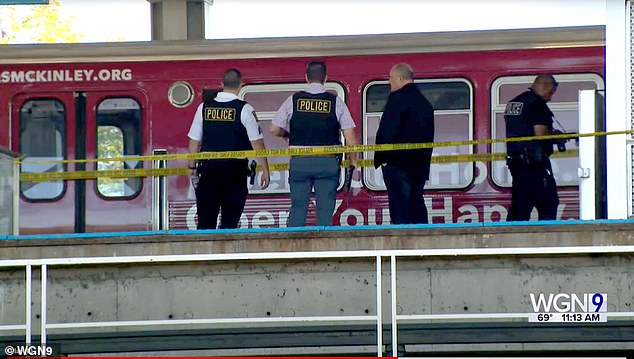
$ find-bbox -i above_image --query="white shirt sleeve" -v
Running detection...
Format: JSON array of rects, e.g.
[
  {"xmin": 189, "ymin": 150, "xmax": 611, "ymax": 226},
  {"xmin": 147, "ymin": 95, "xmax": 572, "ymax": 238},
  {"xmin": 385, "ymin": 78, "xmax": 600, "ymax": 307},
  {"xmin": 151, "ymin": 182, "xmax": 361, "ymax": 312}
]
[
  {"xmin": 241, "ymin": 103, "xmax": 264, "ymax": 141},
  {"xmin": 336, "ymin": 96, "xmax": 356, "ymax": 130},
  {"xmin": 271, "ymin": 95, "xmax": 293, "ymax": 131},
  {"xmin": 187, "ymin": 103, "xmax": 204, "ymax": 141}
]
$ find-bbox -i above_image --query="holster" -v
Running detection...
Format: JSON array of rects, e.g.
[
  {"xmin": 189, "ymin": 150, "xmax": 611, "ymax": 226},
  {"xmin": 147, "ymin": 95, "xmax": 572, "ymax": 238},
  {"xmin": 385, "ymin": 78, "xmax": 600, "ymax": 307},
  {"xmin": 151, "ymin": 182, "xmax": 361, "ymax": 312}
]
[
  {"xmin": 336, "ymin": 153, "xmax": 343, "ymax": 166},
  {"xmin": 248, "ymin": 160, "xmax": 257, "ymax": 185},
  {"xmin": 507, "ymin": 146, "xmax": 549, "ymax": 168}
]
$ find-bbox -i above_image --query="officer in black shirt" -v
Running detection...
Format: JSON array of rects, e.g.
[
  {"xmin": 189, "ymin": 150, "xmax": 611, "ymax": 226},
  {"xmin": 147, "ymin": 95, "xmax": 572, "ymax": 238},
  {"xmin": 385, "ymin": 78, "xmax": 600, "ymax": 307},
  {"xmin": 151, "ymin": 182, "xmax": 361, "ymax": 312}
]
[
  {"xmin": 374, "ymin": 63, "xmax": 435, "ymax": 224},
  {"xmin": 504, "ymin": 74, "xmax": 559, "ymax": 221},
  {"xmin": 187, "ymin": 69, "xmax": 270, "ymax": 229}
]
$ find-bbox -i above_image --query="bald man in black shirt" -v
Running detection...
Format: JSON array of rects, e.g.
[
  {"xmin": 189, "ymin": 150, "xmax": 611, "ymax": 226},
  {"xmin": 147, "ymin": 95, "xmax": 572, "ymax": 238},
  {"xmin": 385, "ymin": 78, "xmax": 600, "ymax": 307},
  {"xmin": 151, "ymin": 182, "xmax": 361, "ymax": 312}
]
[{"xmin": 374, "ymin": 63, "xmax": 435, "ymax": 224}]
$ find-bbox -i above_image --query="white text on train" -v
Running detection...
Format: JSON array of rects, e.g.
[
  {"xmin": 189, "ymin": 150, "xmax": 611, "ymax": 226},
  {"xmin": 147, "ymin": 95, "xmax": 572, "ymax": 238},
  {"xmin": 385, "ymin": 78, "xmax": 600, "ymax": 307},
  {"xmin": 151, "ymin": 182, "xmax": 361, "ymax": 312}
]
[{"xmin": 0, "ymin": 68, "xmax": 132, "ymax": 83}]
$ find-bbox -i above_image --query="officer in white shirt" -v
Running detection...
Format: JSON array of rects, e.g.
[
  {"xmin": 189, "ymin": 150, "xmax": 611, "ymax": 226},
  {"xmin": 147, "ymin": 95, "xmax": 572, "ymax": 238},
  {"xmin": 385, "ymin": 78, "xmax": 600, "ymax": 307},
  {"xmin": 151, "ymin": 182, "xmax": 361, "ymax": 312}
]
[{"xmin": 187, "ymin": 69, "xmax": 270, "ymax": 229}]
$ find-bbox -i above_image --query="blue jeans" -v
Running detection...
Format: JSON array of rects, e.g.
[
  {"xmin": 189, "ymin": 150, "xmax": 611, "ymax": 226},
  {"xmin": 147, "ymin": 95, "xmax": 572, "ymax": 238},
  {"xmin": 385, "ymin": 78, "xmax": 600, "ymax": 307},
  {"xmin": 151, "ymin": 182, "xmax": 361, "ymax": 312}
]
[
  {"xmin": 382, "ymin": 164, "xmax": 429, "ymax": 224},
  {"xmin": 288, "ymin": 156, "xmax": 340, "ymax": 227}
]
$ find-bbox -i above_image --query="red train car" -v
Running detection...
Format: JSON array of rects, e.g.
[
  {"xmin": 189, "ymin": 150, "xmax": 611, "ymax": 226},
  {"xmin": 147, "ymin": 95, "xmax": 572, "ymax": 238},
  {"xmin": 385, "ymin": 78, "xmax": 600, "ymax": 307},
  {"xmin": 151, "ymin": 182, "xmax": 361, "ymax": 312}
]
[{"xmin": 0, "ymin": 26, "xmax": 605, "ymax": 234}]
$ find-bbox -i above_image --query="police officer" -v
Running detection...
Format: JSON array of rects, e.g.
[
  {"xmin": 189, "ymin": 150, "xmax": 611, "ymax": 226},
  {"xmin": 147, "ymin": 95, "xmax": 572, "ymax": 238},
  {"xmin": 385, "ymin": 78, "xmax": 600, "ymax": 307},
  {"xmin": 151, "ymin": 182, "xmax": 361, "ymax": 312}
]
[
  {"xmin": 374, "ymin": 63, "xmax": 435, "ymax": 224},
  {"xmin": 269, "ymin": 61, "xmax": 358, "ymax": 227},
  {"xmin": 187, "ymin": 69, "xmax": 270, "ymax": 229},
  {"xmin": 504, "ymin": 74, "xmax": 559, "ymax": 221}
]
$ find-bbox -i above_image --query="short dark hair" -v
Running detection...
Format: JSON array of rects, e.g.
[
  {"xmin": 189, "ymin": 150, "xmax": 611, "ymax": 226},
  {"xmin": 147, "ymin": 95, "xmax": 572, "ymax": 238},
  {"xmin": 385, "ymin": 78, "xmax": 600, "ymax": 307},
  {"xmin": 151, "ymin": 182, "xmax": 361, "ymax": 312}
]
[
  {"xmin": 306, "ymin": 61, "xmax": 327, "ymax": 83},
  {"xmin": 223, "ymin": 68, "xmax": 242, "ymax": 89}
]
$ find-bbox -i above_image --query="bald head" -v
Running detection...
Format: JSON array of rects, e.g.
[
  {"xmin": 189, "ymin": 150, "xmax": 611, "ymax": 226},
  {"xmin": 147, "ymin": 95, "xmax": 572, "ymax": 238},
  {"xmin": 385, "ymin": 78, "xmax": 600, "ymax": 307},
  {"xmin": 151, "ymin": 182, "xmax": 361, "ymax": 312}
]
[
  {"xmin": 391, "ymin": 63, "xmax": 414, "ymax": 80},
  {"xmin": 389, "ymin": 63, "xmax": 414, "ymax": 92},
  {"xmin": 530, "ymin": 74, "xmax": 558, "ymax": 102}
]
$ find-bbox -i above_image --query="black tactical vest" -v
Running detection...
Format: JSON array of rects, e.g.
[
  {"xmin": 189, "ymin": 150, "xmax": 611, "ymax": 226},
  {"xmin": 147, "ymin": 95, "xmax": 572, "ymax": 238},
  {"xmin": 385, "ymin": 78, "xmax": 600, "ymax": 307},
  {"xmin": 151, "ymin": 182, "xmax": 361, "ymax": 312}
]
[
  {"xmin": 288, "ymin": 91, "xmax": 340, "ymax": 146},
  {"xmin": 504, "ymin": 90, "xmax": 554, "ymax": 161},
  {"xmin": 200, "ymin": 99, "xmax": 251, "ymax": 169}
]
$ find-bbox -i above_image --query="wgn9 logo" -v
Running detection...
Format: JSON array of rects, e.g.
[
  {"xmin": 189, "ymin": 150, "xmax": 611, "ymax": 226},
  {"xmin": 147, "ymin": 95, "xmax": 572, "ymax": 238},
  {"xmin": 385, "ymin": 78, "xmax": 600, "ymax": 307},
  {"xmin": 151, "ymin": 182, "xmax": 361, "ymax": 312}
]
[{"xmin": 528, "ymin": 293, "xmax": 607, "ymax": 323}]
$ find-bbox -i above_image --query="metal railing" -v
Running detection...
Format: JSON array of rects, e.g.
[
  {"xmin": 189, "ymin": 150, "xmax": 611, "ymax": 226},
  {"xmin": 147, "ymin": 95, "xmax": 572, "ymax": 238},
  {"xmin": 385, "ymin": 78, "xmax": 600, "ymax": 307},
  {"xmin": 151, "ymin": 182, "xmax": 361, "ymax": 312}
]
[
  {"xmin": 0, "ymin": 147, "xmax": 19, "ymax": 236},
  {"xmin": 3, "ymin": 246, "xmax": 634, "ymax": 356}
]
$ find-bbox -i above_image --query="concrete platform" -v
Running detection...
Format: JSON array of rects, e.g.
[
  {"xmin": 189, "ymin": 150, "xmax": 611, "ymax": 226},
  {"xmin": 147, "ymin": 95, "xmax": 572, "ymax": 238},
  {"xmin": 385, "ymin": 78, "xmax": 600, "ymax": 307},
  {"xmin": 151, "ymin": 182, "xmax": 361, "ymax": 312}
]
[
  {"xmin": 2, "ymin": 220, "xmax": 634, "ymax": 355},
  {"xmin": 1, "ymin": 219, "xmax": 634, "ymax": 260}
]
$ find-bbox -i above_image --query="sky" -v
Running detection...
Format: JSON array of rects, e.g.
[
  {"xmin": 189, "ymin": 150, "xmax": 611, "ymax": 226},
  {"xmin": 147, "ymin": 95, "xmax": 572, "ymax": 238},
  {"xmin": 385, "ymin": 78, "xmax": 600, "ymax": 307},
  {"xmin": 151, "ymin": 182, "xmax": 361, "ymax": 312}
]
[{"xmin": 54, "ymin": 0, "xmax": 606, "ymax": 43}]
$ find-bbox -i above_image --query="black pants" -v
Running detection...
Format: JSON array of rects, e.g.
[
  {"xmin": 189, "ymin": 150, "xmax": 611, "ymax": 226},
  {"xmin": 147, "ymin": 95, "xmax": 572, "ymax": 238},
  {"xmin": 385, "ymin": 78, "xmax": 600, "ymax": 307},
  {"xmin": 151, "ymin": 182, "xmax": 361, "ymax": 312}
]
[
  {"xmin": 382, "ymin": 163, "xmax": 429, "ymax": 224},
  {"xmin": 195, "ymin": 162, "xmax": 248, "ymax": 229},
  {"xmin": 507, "ymin": 159, "xmax": 559, "ymax": 221}
]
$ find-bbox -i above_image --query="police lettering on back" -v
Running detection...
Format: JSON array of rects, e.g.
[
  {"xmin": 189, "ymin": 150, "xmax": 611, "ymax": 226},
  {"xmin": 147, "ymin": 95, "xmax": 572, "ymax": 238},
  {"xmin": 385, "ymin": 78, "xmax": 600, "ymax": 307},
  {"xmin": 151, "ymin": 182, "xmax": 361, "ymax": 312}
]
[
  {"xmin": 204, "ymin": 107, "xmax": 236, "ymax": 121},
  {"xmin": 505, "ymin": 102, "xmax": 524, "ymax": 116},
  {"xmin": 296, "ymin": 98, "xmax": 331, "ymax": 113}
]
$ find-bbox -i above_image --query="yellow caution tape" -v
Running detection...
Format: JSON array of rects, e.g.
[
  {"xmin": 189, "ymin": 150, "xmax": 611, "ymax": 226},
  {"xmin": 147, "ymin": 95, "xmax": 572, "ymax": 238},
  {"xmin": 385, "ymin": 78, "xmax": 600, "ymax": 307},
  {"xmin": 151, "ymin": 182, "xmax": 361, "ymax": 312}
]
[
  {"xmin": 20, "ymin": 168, "xmax": 185, "ymax": 182},
  {"xmin": 16, "ymin": 130, "xmax": 621, "ymax": 166},
  {"xmin": 20, "ymin": 149, "xmax": 579, "ymax": 182}
]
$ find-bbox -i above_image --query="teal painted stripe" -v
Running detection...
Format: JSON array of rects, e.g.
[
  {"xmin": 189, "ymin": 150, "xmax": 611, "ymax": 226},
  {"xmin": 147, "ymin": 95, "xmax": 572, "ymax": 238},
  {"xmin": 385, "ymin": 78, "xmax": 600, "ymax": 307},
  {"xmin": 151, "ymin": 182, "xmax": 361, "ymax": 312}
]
[{"xmin": 2, "ymin": 218, "xmax": 633, "ymax": 241}]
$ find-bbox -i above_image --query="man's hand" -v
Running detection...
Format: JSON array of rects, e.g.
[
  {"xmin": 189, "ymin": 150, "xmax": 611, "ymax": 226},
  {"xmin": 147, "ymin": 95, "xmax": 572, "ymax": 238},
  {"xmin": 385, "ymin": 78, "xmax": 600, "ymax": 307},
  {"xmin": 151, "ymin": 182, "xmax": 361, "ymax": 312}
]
[
  {"xmin": 270, "ymin": 123, "xmax": 289, "ymax": 139},
  {"xmin": 551, "ymin": 129, "xmax": 568, "ymax": 152},
  {"xmin": 260, "ymin": 168, "xmax": 270, "ymax": 189},
  {"xmin": 348, "ymin": 152, "xmax": 358, "ymax": 169},
  {"xmin": 189, "ymin": 168, "xmax": 199, "ymax": 189}
]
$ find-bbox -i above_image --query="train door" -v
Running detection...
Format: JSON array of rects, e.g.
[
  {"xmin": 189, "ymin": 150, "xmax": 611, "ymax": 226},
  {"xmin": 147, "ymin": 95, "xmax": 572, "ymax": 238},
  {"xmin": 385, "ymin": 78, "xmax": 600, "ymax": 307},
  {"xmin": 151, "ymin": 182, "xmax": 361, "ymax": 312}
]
[
  {"xmin": 14, "ymin": 91, "xmax": 149, "ymax": 234},
  {"xmin": 578, "ymin": 89, "xmax": 607, "ymax": 220},
  {"xmin": 84, "ymin": 92, "xmax": 148, "ymax": 232},
  {"xmin": 14, "ymin": 92, "xmax": 77, "ymax": 234}
]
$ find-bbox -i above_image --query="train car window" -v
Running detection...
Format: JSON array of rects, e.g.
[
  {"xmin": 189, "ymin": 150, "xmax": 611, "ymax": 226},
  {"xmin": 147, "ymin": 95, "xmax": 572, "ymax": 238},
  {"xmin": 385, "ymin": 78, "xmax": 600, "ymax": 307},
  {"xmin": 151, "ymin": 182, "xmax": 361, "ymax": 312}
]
[
  {"xmin": 96, "ymin": 98, "xmax": 142, "ymax": 198},
  {"xmin": 19, "ymin": 99, "xmax": 66, "ymax": 201},
  {"xmin": 363, "ymin": 79, "xmax": 474, "ymax": 191},
  {"xmin": 490, "ymin": 74, "xmax": 605, "ymax": 188},
  {"xmin": 239, "ymin": 83, "xmax": 347, "ymax": 195},
  {"xmin": 366, "ymin": 82, "xmax": 471, "ymax": 113}
]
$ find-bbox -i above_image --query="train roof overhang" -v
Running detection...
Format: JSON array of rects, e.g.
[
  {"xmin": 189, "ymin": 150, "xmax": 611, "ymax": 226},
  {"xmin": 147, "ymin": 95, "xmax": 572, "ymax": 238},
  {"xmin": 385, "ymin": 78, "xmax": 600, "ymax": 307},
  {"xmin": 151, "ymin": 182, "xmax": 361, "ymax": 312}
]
[{"xmin": 0, "ymin": 26, "xmax": 605, "ymax": 65}]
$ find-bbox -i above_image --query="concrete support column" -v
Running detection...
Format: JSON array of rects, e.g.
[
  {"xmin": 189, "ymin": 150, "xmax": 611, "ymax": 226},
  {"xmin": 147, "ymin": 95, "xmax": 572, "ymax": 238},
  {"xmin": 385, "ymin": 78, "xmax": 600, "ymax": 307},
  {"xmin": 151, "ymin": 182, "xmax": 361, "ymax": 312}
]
[{"xmin": 148, "ymin": 0, "xmax": 212, "ymax": 40}]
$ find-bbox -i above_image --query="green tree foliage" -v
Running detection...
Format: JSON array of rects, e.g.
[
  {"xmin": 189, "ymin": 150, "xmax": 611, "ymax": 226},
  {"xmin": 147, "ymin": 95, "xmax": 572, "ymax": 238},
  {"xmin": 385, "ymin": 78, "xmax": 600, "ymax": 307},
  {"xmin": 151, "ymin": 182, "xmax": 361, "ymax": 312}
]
[
  {"xmin": 0, "ymin": 0, "xmax": 83, "ymax": 44},
  {"xmin": 97, "ymin": 126, "xmax": 125, "ymax": 197}
]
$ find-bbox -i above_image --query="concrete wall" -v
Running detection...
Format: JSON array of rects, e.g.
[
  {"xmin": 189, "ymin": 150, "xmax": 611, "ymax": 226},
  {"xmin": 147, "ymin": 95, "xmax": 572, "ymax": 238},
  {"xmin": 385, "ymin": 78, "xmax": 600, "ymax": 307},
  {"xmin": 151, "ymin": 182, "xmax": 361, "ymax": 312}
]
[
  {"xmin": 3, "ymin": 222, "xmax": 634, "ymax": 353},
  {"xmin": 2, "ymin": 253, "xmax": 633, "ymax": 337}
]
